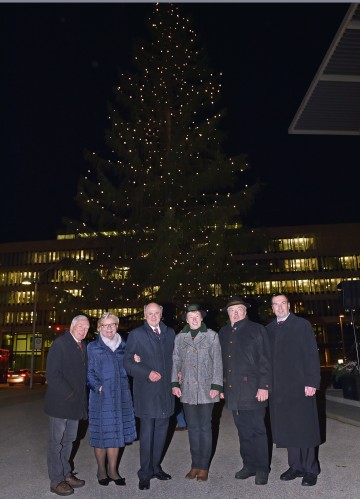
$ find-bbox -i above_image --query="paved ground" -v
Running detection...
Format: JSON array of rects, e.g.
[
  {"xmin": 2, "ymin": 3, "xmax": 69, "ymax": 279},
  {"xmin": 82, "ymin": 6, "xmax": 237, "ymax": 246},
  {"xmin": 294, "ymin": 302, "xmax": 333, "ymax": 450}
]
[{"xmin": 1, "ymin": 383, "xmax": 360, "ymax": 499}]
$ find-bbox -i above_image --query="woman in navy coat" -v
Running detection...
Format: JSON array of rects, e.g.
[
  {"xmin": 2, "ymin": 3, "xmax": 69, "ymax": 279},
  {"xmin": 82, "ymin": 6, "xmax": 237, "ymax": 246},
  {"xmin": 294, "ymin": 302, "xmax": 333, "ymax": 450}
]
[{"xmin": 87, "ymin": 312, "xmax": 136, "ymax": 486}]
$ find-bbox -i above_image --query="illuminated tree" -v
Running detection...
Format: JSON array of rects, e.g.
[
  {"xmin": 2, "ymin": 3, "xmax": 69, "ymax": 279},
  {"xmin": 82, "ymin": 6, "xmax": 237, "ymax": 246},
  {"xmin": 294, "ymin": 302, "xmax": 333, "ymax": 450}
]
[{"xmin": 65, "ymin": 3, "xmax": 260, "ymax": 308}]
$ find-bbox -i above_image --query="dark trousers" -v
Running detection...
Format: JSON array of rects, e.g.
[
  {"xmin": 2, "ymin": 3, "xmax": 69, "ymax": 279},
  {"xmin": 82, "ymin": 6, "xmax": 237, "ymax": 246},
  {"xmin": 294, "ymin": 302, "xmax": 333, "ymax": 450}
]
[
  {"xmin": 287, "ymin": 447, "xmax": 320, "ymax": 475},
  {"xmin": 232, "ymin": 407, "xmax": 269, "ymax": 473},
  {"xmin": 138, "ymin": 417, "xmax": 169, "ymax": 480},
  {"xmin": 47, "ymin": 416, "xmax": 79, "ymax": 486},
  {"xmin": 183, "ymin": 402, "xmax": 214, "ymax": 470}
]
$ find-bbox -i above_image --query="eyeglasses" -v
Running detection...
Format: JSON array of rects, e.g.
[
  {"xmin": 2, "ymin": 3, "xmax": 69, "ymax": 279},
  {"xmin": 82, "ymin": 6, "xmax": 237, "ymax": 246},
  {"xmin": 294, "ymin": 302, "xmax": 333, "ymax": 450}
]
[{"xmin": 101, "ymin": 323, "xmax": 117, "ymax": 330}]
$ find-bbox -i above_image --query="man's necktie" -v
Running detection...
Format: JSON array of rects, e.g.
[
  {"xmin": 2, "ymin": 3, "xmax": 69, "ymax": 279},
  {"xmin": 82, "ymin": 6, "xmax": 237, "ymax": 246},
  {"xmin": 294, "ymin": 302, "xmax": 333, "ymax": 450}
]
[
  {"xmin": 278, "ymin": 321, "xmax": 284, "ymax": 325},
  {"xmin": 154, "ymin": 327, "xmax": 160, "ymax": 336},
  {"xmin": 78, "ymin": 341, "xmax": 83, "ymax": 349}
]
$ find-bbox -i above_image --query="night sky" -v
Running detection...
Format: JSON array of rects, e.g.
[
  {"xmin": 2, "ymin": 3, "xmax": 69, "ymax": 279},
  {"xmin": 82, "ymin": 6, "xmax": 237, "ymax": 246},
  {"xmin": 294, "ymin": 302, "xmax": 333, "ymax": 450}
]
[{"xmin": 1, "ymin": 2, "xmax": 357, "ymax": 244}]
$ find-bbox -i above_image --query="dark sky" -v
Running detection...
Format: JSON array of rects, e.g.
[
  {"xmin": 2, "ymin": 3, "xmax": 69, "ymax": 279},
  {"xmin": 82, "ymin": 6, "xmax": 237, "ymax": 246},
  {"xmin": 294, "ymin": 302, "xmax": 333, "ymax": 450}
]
[{"xmin": 1, "ymin": 2, "xmax": 357, "ymax": 244}]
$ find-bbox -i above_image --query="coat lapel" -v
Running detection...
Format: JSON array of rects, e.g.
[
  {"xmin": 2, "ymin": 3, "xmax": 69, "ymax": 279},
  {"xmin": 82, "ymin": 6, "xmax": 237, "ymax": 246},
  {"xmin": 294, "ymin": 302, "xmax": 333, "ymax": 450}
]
[{"xmin": 183, "ymin": 332, "xmax": 206, "ymax": 347}]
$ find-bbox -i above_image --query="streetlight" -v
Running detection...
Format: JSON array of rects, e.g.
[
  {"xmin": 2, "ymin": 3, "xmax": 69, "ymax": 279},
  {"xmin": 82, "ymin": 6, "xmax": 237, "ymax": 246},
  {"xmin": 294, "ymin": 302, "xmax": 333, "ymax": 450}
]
[
  {"xmin": 22, "ymin": 277, "xmax": 39, "ymax": 389},
  {"xmin": 22, "ymin": 260, "xmax": 65, "ymax": 389},
  {"xmin": 339, "ymin": 314, "xmax": 346, "ymax": 362}
]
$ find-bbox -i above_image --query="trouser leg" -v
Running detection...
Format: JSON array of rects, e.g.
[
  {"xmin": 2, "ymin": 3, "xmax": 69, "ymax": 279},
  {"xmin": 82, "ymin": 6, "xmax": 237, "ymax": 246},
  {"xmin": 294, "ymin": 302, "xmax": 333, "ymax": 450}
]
[
  {"xmin": 152, "ymin": 417, "xmax": 169, "ymax": 473},
  {"xmin": 47, "ymin": 416, "xmax": 79, "ymax": 485},
  {"xmin": 233, "ymin": 408, "xmax": 269, "ymax": 472},
  {"xmin": 287, "ymin": 447, "xmax": 320, "ymax": 475},
  {"xmin": 138, "ymin": 418, "xmax": 155, "ymax": 480},
  {"xmin": 176, "ymin": 406, "xmax": 187, "ymax": 428},
  {"xmin": 183, "ymin": 403, "xmax": 214, "ymax": 470},
  {"xmin": 138, "ymin": 417, "xmax": 169, "ymax": 480}
]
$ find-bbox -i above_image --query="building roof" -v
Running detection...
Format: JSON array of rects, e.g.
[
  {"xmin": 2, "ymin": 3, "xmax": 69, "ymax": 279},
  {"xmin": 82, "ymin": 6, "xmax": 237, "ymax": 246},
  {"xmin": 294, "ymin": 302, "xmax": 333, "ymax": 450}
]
[{"xmin": 289, "ymin": 3, "xmax": 360, "ymax": 136}]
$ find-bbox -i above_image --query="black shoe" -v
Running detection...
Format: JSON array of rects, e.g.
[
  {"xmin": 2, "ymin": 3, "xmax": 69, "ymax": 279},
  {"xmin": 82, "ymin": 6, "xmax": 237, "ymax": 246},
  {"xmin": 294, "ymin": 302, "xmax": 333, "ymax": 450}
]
[
  {"xmin": 97, "ymin": 477, "xmax": 110, "ymax": 486},
  {"xmin": 255, "ymin": 471, "xmax": 269, "ymax": 485},
  {"xmin": 280, "ymin": 468, "xmax": 304, "ymax": 481},
  {"xmin": 139, "ymin": 479, "xmax": 150, "ymax": 490},
  {"xmin": 152, "ymin": 470, "xmax": 172, "ymax": 480},
  {"xmin": 108, "ymin": 476, "xmax": 126, "ymax": 486},
  {"xmin": 302, "ymin": 473, "xmax": 317, "ymax": 486},
  {"xmin": 235, "ymin": 467, "xmax": 256, "ymax": 479}
]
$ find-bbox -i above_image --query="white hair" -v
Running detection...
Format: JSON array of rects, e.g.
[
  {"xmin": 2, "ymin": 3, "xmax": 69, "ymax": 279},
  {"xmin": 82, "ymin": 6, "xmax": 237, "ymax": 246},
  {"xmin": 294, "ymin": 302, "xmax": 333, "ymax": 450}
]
[
  {"xmin": 143, "ymin": 302, "xmax": 163, "ymax": 317},
  {"xmin": 70, "ymin": 315, "xmax": 89, "ymax": 328}
]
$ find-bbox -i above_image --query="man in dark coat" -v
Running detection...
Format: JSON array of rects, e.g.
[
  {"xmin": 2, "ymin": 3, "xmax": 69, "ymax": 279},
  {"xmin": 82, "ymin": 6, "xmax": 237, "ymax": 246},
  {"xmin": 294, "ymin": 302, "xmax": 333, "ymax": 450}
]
[
  {"xmin": 124, "ymin": 302, "xmax": 175, "ymax": 491},
  {"xmin": 44, "ymin": 315, "xmax": 89, "ymax": 496},
  {"xmin": 266, "ymin": 293, "xmax": 321, "ymax": 487},
  {"xmin": 219, "ymin": 296, "xmax": 271, "ymax": 486}
]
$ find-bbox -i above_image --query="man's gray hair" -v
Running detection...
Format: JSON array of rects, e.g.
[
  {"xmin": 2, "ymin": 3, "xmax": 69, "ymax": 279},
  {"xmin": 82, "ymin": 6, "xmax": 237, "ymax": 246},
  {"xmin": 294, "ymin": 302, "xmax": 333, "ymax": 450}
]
[
  {"xmin": 143, "ymin": 303, "xmax": 163, "ymax": 316},
  {"xmin": 70, "ymin": 315, "xmax": 90, "ymax": 328}
]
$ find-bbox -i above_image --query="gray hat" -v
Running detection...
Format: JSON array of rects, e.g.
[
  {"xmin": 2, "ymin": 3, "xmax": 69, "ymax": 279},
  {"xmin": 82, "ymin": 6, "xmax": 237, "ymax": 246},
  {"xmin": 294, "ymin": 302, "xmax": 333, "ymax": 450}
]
[{"xmin": 181, "ymin": 304, "xmax": 207, "ymax": 321}]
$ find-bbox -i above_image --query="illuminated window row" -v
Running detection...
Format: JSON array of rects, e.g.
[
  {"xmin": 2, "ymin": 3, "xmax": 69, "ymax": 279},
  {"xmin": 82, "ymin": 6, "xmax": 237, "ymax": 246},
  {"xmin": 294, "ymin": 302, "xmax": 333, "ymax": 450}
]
[
  {"xmin": 81, "ymin": 308, "xmax": 142, "ymax": 320},
  {"xmin": 271, "ymin": 237, "xmax": 315, "ymax": 252},
  {"xmin": 239, "ymin": 255, "xmax": 360, "ymax": 273},
  {"xmin": 250, "ymin": 278, "xmax": 348, "ymax": 295}
]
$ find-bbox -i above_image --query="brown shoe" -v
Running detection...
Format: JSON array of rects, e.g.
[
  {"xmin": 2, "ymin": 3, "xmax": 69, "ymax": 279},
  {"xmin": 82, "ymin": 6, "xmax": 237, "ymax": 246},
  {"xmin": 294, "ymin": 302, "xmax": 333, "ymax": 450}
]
[
  {"xmin": 65, "ymin": 474, "xmax": 85, "ymax": 488},
  {"xmin": 185, "ymin": 469, "xmax": 199, "ymax": 479},
  {"xmin": 197, "ymin": 469, "xmax": 209, "ymax": 481},
  {"xmin": 50, "ymin": 481, "xmax": 74, "ymax": 496}
]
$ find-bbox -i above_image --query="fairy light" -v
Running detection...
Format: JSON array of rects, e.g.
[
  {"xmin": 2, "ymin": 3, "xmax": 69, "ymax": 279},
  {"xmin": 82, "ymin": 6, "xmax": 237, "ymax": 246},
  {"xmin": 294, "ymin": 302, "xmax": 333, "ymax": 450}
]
[{"xmin": 66, "ymin": 2, "xmax": 253, "ymax": 304}]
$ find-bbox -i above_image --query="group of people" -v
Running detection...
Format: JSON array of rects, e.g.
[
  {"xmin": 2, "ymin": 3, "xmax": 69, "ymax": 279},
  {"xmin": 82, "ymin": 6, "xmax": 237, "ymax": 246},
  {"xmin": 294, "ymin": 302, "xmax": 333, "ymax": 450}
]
[{"xmin": 43, "ymin": 293, "xmax": 321, "ymax": 496}]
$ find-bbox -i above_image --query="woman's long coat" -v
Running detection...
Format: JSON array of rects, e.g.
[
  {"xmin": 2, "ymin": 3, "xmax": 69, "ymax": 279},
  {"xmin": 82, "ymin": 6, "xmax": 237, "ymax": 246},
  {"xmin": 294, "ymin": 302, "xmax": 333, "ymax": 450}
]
[
  {"xmin": 266, "ymin": 312, "xmax": 321, "ymax": 448},
  {"xmin": 87, "ymin": 334, "xmax": 136, "ymax": 448},
  {"xmin": 171, "ymin": 328, "xmax": 223, "ymax": 404}
]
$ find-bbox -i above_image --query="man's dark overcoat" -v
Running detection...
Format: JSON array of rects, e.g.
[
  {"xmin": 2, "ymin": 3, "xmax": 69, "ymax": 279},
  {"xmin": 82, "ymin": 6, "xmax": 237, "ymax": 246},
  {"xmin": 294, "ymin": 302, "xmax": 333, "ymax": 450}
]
[
  {"xmin": 44, "ymin": 330, "xmax": 88, "ymax": 420},
  {"xmin": 219, "ymin": 317, "xmax": 271, "ymax": 410},
  {"xmin": 266, "ymin": 312, "xmax": 321, "ymax": 448},
  {"xmin": 124, "ymin": 320, "xmax": 175, "ymax": 418}
]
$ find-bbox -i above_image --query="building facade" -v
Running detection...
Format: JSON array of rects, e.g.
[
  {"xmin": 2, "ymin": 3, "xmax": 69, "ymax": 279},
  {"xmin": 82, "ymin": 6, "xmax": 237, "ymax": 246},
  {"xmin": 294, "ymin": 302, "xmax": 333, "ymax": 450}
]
[{"xmin": 0, "ymin": 223, "xmax": 359, "ymax": 370}]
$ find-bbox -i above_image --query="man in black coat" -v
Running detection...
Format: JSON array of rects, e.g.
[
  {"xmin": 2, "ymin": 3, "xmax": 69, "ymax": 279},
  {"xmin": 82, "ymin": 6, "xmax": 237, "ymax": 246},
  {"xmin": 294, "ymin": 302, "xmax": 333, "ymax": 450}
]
[
  {"xmin": 219, "ymin": 296, "xmax": 271, "ymax": 486},
  {"xmin": 266, "ymin": 293, "xmax": 321, "ymax": 487},
  {"xmin": 124, "ymin": 302, "xmax": 175, "ymax": 491},
  {"xmin": 44, "ymin": 315, "xmax": 89, "ymax": 496}
]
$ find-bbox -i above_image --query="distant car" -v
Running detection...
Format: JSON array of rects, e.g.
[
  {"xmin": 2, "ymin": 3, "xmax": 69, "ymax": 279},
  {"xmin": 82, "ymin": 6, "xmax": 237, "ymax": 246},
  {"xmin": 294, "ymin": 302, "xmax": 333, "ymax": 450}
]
[
  {"xmin": 36, "ymin": 370, "xmax": 47, "ymax": 383},
  {"xmin": 7, "ymin": 369, "xmax": 46, "ymax": 386}
]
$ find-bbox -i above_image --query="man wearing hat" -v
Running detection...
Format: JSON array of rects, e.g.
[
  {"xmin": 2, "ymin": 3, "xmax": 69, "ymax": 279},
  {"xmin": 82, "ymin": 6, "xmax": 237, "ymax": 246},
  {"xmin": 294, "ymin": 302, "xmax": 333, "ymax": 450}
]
[
  {"xmin": 172, "ymin": 304, "xmax": 223, "ymax": 482},
  {"xmin": 219, "ymin": 296, "xmax": 271, "ymax": 486}
]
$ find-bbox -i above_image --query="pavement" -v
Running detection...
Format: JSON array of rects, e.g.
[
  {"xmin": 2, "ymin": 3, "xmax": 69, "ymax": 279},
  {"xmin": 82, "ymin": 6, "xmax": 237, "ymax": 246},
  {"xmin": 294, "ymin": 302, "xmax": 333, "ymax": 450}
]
[{"xmin": 1, "ymin": 382, "xmax": 360, "ymax": 499}]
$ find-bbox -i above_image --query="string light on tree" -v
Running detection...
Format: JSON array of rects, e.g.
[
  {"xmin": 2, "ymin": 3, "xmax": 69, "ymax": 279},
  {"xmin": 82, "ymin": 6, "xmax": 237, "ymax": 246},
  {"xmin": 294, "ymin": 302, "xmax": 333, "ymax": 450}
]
[{"xmin": 64, "ymin": 2, "xmax": 259, "ymax": 308}]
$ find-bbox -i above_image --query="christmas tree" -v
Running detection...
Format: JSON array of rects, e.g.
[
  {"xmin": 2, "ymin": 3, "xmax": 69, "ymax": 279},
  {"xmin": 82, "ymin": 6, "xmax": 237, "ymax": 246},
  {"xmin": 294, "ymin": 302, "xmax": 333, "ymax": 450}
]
[{"xmin": 65, "ymin": 3, "xmax": 261, "ymax": 311}]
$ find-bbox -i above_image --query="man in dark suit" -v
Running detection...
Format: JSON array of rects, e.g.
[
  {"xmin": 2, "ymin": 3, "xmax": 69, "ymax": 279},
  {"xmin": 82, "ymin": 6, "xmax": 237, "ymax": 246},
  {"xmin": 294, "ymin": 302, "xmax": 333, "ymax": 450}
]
[
  {"xmin": 124, "ymin": 302, "xmax": 175, "ymax": 491},
  {"xmin": 266, "ymin": 293, "xmax": 321, "ymax": 487},
  {"xmin": 44, "ymin": 315, "xmax": 89, "ymax": 496}
]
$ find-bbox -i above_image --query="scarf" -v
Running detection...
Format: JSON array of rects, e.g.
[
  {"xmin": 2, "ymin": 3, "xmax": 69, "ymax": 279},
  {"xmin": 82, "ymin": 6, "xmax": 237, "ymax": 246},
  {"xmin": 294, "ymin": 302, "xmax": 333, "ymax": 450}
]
[
  {"xmin": 181, "ymin": 322, "xmax": 207, "ymax": 337},
  {"xmin": 100, "ymin": 332, "xmax": 121, "ymax": 352}
]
